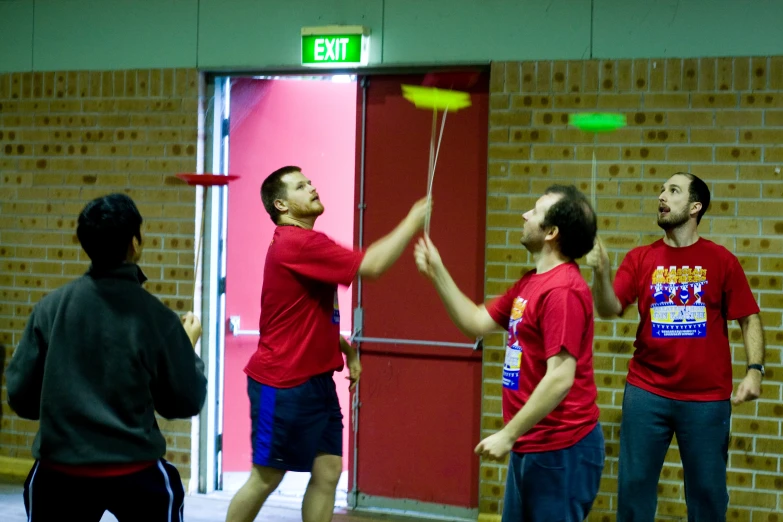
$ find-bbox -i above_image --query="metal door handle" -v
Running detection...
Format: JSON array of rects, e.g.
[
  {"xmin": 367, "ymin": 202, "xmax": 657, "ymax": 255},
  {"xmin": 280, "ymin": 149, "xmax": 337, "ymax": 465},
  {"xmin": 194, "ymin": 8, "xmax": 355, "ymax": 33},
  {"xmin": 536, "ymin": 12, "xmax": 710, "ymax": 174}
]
[
  {"xmin": 228, "ymin": 316, "xmax": 352, "ymax": 340},
  {"xmin": 350, "ymin": 333, "xmax": 483, "ymax": 350},
  {"xmin": 228, "ymin": 316, "xmax": 259, "ymax": 336}
]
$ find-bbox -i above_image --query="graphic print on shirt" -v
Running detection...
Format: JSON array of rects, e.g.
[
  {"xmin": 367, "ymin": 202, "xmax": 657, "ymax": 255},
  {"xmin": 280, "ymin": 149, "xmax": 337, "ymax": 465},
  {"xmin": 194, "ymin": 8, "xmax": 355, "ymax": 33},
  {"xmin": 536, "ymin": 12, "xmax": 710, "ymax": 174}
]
[
  {"xmin": 332, "ymin": 291, "xmax": 340, "ymax": 324},
  {"xmin": 650, "ymin": 265, "xmax": 707, "ymax": 338},
  {"xmin": 503, "ymin": 297, "xmax": 528, "ymax": 390}
]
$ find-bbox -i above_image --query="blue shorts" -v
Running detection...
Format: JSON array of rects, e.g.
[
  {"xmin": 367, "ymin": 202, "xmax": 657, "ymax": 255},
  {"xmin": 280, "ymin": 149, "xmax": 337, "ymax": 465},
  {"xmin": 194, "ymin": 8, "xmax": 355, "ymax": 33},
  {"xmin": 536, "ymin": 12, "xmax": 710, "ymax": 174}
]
[{"xmin": 248, "ymin": 373, "xmax": 343, "ymax": 472}]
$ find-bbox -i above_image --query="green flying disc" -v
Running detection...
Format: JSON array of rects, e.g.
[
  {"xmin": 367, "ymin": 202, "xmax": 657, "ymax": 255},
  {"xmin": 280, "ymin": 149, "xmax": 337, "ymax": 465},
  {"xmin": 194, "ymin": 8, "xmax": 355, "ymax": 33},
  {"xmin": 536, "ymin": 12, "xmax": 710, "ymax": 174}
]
[{"xmin": 569, "ymin": 113, "xmax": 627, "ymax": 133}]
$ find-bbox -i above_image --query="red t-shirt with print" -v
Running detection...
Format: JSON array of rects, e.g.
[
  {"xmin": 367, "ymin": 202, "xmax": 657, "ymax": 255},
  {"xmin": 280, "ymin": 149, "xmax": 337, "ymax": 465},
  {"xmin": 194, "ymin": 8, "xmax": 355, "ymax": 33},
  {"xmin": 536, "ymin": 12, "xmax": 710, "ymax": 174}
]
[
  {"xmin": 613, "ymin": 238, "xmax": 759, "ymax": 401},
  {"xmin": 245, "ymin": 226, "xmax": 364, "ymax": 388},
  {"xmin": 488, "ymin": 262, "xmax": 599, "ymax": 454}
]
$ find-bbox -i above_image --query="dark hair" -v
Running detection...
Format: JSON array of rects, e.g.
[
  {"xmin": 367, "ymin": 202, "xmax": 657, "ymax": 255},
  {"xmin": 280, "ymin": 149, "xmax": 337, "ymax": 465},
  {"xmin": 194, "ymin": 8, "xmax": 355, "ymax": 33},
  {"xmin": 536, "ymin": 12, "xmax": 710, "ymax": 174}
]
[
  {"xmin": 261, "ymin": 166, "xmax": 300, "ymax": 224},
  {"xmin": 541, "ymin": 185, "xmax": 597, "ymax": 260},
  {"xmin": 676, "ymin": 172, "xmax": 711, "ymax": 224},
  {"xmin": 76, "ymin": 193, "xmax": 143, "ymax": 269}
]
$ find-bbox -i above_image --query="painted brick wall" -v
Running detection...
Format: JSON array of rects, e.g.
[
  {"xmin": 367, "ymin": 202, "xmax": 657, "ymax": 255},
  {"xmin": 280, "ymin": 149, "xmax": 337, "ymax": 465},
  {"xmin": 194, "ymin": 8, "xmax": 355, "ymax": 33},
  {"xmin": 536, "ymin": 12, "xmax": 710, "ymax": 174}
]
[
  {"xmin": 483, "ymin": 58, "xmax": 783, "ymax": 521},
  {"xmin": 0, "ymin": 68, "xmax": 200, "ymax": 481}
]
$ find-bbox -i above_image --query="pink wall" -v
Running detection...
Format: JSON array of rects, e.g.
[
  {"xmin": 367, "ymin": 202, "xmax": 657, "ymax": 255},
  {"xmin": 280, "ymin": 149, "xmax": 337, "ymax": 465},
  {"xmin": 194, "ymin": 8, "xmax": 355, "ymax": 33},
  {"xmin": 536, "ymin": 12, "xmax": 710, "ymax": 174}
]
[{"xmin": 224, "ymin": 77, "xmax": 357, "ymax": 472}]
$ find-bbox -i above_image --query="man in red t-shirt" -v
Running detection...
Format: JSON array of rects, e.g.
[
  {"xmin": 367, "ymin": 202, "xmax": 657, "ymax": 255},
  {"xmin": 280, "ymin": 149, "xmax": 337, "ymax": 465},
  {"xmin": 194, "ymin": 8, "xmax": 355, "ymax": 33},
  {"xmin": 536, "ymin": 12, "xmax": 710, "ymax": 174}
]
[
  {"xmin": 415, "ymin": 185, "xmax": 604, "ymax": 522},
  {"xmin": 226, "ymin": 166, "xmax": 429, "ymax": 522},
  {"xmin": 588, "ymin": 172, "xmax": 765, "ymax": 522}
]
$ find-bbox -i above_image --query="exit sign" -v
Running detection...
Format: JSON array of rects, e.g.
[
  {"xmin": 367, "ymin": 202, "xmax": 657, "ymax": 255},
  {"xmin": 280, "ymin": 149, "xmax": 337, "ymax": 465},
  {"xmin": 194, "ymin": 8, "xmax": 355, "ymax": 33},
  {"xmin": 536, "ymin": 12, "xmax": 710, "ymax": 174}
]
[{"xmin": 301, "ymin": 26, "xmax": 369, "ymax": 67}]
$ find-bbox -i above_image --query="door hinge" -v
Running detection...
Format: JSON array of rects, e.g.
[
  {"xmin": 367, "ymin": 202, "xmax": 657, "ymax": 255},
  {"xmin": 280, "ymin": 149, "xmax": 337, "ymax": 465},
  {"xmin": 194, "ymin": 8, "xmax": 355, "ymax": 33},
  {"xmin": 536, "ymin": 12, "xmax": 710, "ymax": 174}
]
[
  {"xmin": 218, "ymin": 277, "xmax": 226, "ymax": 295},
  {"xmin": 216, "ymin": 433, "xmax": 222, "ymax": 453},
  {"xmin": 352, "ymin": 307, "xmax": 364, "ymax": 339},
  {"xmin": 221, "ymin": 118, "xmax": 230, "ymax": 138}
]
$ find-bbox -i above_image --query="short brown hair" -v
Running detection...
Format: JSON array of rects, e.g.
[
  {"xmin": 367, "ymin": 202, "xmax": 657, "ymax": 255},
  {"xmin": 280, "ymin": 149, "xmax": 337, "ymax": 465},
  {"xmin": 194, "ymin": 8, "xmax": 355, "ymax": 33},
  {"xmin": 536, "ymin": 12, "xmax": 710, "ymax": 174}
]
[
  {"xmin": 261, "ymin": 166, "xmax": 300, "ymax": 224},
  {"xmin": 541, "ymin": 184, "xmax": 597, "ymax": 260}
]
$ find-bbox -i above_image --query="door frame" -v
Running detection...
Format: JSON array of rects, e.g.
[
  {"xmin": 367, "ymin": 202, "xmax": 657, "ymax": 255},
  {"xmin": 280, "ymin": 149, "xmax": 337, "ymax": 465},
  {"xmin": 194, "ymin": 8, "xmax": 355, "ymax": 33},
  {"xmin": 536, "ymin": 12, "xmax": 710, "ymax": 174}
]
[
  {"xmin": 197, "ymin": 74, "xmax": 231, "ymax": 494},
  {"xmin": 197, "ymin": 65, "xmax": 490, "ymax": 515}
]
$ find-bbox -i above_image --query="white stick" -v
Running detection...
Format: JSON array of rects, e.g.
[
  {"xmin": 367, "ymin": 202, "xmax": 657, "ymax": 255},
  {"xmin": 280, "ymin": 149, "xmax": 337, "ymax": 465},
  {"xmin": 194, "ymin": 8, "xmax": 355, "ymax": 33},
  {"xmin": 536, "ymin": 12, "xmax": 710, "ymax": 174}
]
[
  {"xmin": 194, "ymin": 188, "xmax": 207, "ymax": 305},
  {"xmin": 432, "ymin": 106, "xmax": 449, "ymax": 180},
  {"xmin": 425, "ymin": 108, "xmax": 437, "ymax": 235},
  {"xmin": 425, "ymin": 107, "xmax": 449, "ymax": 236}
]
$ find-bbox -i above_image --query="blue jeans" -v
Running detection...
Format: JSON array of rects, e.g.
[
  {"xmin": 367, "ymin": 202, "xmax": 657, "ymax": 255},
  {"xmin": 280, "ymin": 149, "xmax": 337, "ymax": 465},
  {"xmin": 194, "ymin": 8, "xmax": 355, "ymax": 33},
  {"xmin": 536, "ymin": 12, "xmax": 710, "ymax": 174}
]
[
  {"xmin": 617, "ymin": 384, "xmax": 731, "ymax": 522},
  {"xmin": 502, "ymin": 423, "xmax": 605, "ymax": 522}
]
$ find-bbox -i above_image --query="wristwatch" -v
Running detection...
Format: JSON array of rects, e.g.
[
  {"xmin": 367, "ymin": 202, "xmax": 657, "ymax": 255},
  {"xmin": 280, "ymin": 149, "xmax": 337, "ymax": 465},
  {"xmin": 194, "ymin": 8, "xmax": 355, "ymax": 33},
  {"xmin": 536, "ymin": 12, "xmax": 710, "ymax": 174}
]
[{"xmin": 747, "ymin": 364, "xmax": 765, "ymax": 377}]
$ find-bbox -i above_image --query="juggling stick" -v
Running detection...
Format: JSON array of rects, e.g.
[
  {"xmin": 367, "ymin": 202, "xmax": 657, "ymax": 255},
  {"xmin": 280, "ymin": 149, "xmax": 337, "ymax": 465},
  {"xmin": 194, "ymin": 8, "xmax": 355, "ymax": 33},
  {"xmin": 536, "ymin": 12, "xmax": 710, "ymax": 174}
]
[
  {"xmin": 568, "ymin": 113, "xmax": 627, "ymax": 209},
  {"xmin": 176, "ymin": 173, "xmax": 240, "ymax": 303},
  {"xmin": 402, "ymin": 85, "xmax": 472, "ymax": 235}
]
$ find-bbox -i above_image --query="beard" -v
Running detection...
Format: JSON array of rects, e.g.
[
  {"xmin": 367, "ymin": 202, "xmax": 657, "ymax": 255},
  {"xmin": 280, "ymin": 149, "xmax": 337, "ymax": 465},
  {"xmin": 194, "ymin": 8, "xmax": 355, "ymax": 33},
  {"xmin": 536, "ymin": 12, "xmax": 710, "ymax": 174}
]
[
  {"xmin": 657, "ymin": 206, "xmax": 690, "ymax": 230},
  {"xmin": 520, "ymin": 228, "xmax": 545, "ymax": 253},
  {"xmin": 290, "ymin": 199, "xmax": 324, "ymax": 218}
]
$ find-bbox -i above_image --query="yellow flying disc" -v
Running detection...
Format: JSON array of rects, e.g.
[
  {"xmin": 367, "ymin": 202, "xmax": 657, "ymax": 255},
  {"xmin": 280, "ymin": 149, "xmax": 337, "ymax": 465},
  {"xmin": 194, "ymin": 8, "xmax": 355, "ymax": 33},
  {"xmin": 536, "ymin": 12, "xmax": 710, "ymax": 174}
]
[{"xmin": 402, "ymin": 85, "xmax": 472, "ymax": 111}]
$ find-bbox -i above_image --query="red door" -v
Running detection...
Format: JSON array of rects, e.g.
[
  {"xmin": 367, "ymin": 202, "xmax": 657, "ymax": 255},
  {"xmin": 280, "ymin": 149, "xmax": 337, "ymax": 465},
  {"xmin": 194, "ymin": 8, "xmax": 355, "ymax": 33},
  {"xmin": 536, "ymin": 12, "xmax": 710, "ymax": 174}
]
[
  {"xmin": 224, "ymin": 77, "xmax": 357, "ymax": 472},
  {"xmin": 350, "ymin": 73, "xmax": 488, "ymax": 514}
]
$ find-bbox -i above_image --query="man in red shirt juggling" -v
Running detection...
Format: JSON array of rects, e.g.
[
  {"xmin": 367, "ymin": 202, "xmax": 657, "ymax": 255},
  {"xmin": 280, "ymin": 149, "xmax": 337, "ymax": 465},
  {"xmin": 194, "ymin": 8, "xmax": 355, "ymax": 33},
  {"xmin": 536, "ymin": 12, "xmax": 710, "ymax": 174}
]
[
  {"xmin": 415, "ymin": 184, "xmax": 604, "ymax": 522},
  {"xmin": 226, "ymin": 166, "xmax": 429, "ymax": 522},
  {"xmin": 588, "ymin": 172, "xmax": 765, "ymax": 522}
]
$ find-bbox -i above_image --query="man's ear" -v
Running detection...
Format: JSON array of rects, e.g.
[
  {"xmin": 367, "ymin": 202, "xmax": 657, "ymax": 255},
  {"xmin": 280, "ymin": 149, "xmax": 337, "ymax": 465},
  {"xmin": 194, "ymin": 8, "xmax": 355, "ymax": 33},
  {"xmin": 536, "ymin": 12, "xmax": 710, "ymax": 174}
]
[
  {"xmin": 274, "ymin": 198, "xmax": 288, "ymax": 213},
  {"xmin": 127, "ymin": 235, "xmax": 142, "ymax": 261},
  {"xmin": 545, "ymin": 225, "xmax": 560, "ymax": 242},
  {"xmin": 690, "ymin": 201, "xmax": 702, "ymax": 218}
]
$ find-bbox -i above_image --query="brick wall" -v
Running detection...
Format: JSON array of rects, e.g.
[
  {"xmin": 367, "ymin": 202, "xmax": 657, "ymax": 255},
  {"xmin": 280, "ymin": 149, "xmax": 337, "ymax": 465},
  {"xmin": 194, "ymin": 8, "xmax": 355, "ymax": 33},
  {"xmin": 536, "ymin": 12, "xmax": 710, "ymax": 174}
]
[
  {"xmin": 0, "ymin": 69, "xmax": 201, "ymax": 482},
  {"xmin": 483, "ymin": 58, "xmax": 783, "ymax": 521}
]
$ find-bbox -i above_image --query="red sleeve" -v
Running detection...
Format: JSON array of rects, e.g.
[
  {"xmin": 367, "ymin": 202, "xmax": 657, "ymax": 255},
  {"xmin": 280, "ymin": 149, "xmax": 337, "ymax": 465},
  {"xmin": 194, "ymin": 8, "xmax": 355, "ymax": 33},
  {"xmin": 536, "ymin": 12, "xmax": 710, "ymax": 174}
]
[
  {"xmin": 613, "ymin": 249, "xmax": 639, "ymax": 310},
  {"xmin": 282, "ymin": 232, "xmax": 364, "ymax": 287},
  {"xmin": 485, "ymin": 280, "xmax": 523, "ymax": 330},
  {"xmin": 540, "ymin": 288, "xmax": 588, "ymax": 359},
  {"xmin": 722, "ymin": 253, "xmax": 760, "ymax": 320}
]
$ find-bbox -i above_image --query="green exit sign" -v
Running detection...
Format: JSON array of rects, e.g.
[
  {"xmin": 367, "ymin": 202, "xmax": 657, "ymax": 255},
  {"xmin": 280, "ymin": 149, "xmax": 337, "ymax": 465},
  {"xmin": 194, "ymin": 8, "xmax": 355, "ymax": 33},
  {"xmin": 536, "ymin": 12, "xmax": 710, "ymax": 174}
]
[{"xmin": 301, "ymin": 26, "xmax": 369, "ymax": 67}]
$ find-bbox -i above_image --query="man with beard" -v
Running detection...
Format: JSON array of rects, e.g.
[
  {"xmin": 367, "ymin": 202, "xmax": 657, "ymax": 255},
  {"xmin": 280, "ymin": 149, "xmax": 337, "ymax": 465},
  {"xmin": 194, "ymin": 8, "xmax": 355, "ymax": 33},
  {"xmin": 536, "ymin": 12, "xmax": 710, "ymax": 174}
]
[
  {"xmin": 415, "ymin": 185, "xmax": 605, "ymax": 522},
  {"xmin": 587, "ymin": 172, "xmax": 765, "ymax": 522},
  {"xmin": 226, "ymin": 166, "xmax": 429, "ymax": 522}
]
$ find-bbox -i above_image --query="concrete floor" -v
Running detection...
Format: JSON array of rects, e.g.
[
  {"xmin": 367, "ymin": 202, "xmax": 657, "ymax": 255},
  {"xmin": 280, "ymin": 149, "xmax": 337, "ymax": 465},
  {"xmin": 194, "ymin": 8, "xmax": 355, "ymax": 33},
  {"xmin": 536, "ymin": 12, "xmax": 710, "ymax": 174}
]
[
  {"xmin": 0, "ymin": 482, "xmax": 432, "ymax": 522},
  {"xmin": 221, "ymin": 470, "xmax": 349, "ymax": 508}
]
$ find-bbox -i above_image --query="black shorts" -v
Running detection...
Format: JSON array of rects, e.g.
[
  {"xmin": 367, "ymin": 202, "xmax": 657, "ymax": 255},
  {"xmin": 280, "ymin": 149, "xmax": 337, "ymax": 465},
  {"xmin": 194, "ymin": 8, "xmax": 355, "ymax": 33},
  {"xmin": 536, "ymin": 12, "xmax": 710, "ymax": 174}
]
[{"xmin": 248, "ymin": 373, "xmax": 343, "ymax": 472}]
